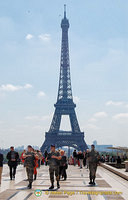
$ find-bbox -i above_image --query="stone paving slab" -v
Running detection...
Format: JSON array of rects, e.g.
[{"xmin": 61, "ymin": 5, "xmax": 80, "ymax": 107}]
[
  {"xmin": 0, "ymin": 165, "xmax": 128, "ymax": 200},
  {"xmin": 100, "ymin": 163, "xmax": 128, "ymax": 181}
]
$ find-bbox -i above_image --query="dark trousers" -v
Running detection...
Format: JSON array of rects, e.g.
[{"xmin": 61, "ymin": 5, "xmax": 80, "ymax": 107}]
[
  {"xmin": 83, "ymin": 158, "xmax": 86, "ymax": 167},
  {"xmin": 59, "ymin": 166, "xmax": 67, "ymax": 180},
  {"xmin": 9, "ymin": 166, "xmax": 16, "ymax": 179}
]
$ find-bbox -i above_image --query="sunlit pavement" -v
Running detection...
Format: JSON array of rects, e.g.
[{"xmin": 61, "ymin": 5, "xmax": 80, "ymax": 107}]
[{"xmin": 0, "ymin": 164, "xmax": 128, "ymax": 200}]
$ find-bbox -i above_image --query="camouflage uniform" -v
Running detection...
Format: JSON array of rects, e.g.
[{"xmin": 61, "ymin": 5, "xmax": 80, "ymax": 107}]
[
  {"xmin": 47, "ymin": 151, "xmax": 60, "ymax": 184},
  {"xmin": 88, "ymin": 150, "xmax": 99, "ymax": 182},
  {"xmin": 24, "ymin": 152, "xmax": 35, "ymax": 184}
]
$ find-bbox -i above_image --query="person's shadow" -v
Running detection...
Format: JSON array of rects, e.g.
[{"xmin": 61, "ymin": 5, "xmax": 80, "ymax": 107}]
[
  {"xmin": 86, "ymin": 184, "xmax": 97, "ymax": 187},
  {"xmin": 41, "ymin": 188, "xmax": 59, "ymax": 191},
  {"xmin": 16, "ymin": 187, "xmax": 59, "ymax": 191}
]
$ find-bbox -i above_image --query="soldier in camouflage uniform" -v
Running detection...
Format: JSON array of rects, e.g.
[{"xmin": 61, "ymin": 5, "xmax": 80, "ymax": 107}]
[
  {"xmin": 47, "ymin": 144, "xmax": 61, "ymax": 189},
  {"xmin": 87, "ymin": 144, "xmax": 99, "ymax": 185},
  {"xmin": 23, "ymin": 145, "xmax": 38, "ymax": 189}
]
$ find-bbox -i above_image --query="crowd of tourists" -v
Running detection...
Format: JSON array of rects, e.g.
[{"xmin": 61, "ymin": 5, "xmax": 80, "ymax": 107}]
[
  {"xmin": 69, "ymin": 150, "xmax": 124, "ymax": 166},
  {"xmin": 0, "ymin": 144, "xmax": 125, "ymax": 189},
  {"xmin": 0, "ymin": 144, "xmax": 68, "ymax": 189}
]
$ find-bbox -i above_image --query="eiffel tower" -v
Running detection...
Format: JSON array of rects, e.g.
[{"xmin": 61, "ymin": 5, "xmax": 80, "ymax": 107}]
[{"xmin": 41, "ymin": 5, "xmax": 88, "ymax": 152}]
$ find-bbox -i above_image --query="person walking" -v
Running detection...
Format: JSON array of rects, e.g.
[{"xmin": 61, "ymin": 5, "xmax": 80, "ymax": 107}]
[
  {"xmin": 6, "ymin": 146, "xmax": 19, "ymax": 180},
  {"xmin": 44, "ymin": 150, "xmax": 48, "ymax": 166},
  {"xmin": 0, "ymin": 152, "xmax": 3, "ymax": 185},
  {"xmin": 68, "ymin": 155, "xmax": 74, "ymax": 165},
  {"xmin": 47, "ymin": 144, "xmax": 61, "ymax": 189},
  {"xmin": 78, "ymin": 151, "xmax": 84, "ymax": 168},
  {"xmin": 87, "ymin": 144, "xmax": 99, "ymax": 185},
  {"xmin": 117, "ymin": 156, "xmax": 121, "ymax": 168},
  {"xmin": 83, "ymin": 151, "xmax": 86, "ymax": 167},
  {"xmin": 73, "ymin": 150, "xmax": 77, "ymax": 166},
  {"xmin": 23, "ymin": 145, "xmax": 38, "ymax": 189},
  {"xmin": 59, "ymin": 150, "xmax": 67, "ymax": 181}
]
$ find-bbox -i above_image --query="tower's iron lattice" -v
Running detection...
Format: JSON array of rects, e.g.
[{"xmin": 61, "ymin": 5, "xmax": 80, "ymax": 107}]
[{"xmin": 41, "ymin": 5, "xmax": 88, "ymax": 152}]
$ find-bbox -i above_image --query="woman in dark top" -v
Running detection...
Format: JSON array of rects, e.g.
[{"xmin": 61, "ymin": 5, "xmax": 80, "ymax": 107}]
[{"xmin": 0, "ymin": 152, "xmax": 3, "ymax": 185}]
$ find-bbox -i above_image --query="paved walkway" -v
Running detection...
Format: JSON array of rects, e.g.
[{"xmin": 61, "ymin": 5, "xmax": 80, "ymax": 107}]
[
  {"xmin": 0, "ymin": 164, "xmax": 128, "ymax": 200},
  {"xmin": 101, "ymin": 163, "xmax": 128, "ymax": 181}
]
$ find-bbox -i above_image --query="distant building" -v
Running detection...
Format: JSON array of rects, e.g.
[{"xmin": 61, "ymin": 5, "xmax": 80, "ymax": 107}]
[{"xmin": 88, "ymin": 140, "xmax": 113, "ymax": 152}]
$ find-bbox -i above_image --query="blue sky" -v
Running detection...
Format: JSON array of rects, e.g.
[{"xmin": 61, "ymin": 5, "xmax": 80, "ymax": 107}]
[{"xmin": 0, "ymin": 0, "xmax": 128, "ymax": 148}]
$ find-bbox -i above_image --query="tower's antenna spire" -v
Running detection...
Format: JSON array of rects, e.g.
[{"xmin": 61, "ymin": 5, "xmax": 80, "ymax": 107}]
[{"xmin": 64, "ymin": 4, "xmax": 66, "ymax": 18}]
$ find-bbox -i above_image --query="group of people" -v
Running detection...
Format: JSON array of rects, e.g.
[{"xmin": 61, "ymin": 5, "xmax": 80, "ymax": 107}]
[
  {"xmin": 99, "ymin": 154, "xmax": 122, "ymax": 165},
  {"xmin": 72, "ymin": 149, "xmax": 89, "ymax": 168},
  {"xmin": 72, "ymin": 145, "xmax": 100, "ymax": 185},
  {"xmin": 0, "ymin": 146, "xmax": 43, "ymax": 188},
  {"xmin": 0, "ymin": 144, "xmax": 100, "ymax": 189},
  {"xmin": 0, "ymin": 144, "xmax": 68, "ymax": 189},
  {"xmin": 21, "ymin": 148, "xmax": 43, "ymax": 181},
  {"xmin": 21, "ymin": 144, "xmax": 68, "ymax": 189}
]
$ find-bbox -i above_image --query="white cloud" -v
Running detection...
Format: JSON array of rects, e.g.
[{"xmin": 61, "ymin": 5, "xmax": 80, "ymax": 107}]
[
  {"xmin": 106, "ymin": 100, "xmax": 124, "ymax": 106},
  {"xmin": 26, "ymin": 34, "xmax": 34, "ymax": 40},
  {"xmin": 113, "ymin": 113, "xmax": 128, "ymax": 120},
  {"xmin": 24, "ymin": 84, "xmax": 33, "ymax": 89},
  {"xmin": 26, "ymin": 33, "xmax": 51, "ymax": 41},
  {"xmin": 37, "ymin": 91, "xmax": 46, "ymax": 98},
  {"xmin": 0, "ymin": 84, "xmax": 33, "ymax": 92},
  {"xmin": 73, "ymin": 96, "xmax": 80, "ymax": 103},
  {"xmin": 86, "ymin": 123, "xmax": 100, "ymax": 130},
  {"xmin": 38, "ymin": 34, "xmax": 51, "ymax": 42},
  {"xmin": 93, "ymin": 112, "xmax": 108, "ymax": 118},
  {"xmin": 87, "ymin": 112, "xmax": 108, "ymax": 124},
  {"xmin": 0, "ymin": 84, "xmax": 21, "ymax": 91}
]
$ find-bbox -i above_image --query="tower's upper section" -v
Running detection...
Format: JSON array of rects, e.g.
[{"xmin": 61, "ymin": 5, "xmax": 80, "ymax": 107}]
[
  {"xmin": 61, "ymin": 5, "xmax": 69, "ymax": 29},
  {"xmin": 56, "ymin": 5, "xmax": 75, "ymax": 106}
]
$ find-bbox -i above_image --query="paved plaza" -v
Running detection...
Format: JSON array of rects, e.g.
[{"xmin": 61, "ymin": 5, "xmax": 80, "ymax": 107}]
[{"xmin": 0, "ymin": 164, "xmax": 128, "ymax": 200}]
